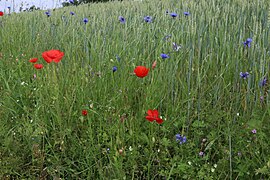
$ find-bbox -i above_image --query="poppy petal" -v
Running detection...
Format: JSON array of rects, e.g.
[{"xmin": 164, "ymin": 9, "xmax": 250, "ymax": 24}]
[
  {"xmin": 42, "ymin": 49, "xmax": 64, "ymax": 63},
  {"xmin": 146, "ymin": 109, "xmax": 163, "ymax": 124},
  {"xmin": 147, "ymin": 110, "xmax": 154, "ymax": 116},
  {"xmin": 152, "ymin": 110, "xmax": 159, "ymax": 117},
  {"xmin": 42, "ymin": 52, "xmax": 53, "ymax": 63},
  {"xmin": 146, "ymin": 116, "xmax": 155, "ymax": 122},
  {"xmin": 155, "ymin": 118, "xmax": 163, "ymax": 124},
  {"xmin": 53, "ymin": 52, "xmax": 64, "ymax": 63},
  {"xmin": 29, "ymin": 58, "xmax": 38, "ymax": 63},
  {"xmin": 34, "ymin": 64, "xmax": 43, "ymax": 69},
  {"xmin": 134, "ymin": 66, "xmax": 149, "ymax": 78}
]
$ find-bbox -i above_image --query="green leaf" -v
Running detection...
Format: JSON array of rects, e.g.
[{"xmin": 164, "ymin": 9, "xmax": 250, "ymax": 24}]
[
  {"xmin": 161, "ymin": 137, "xmax": 170, "ymax": 147},
  {"xmin": 192, "ymin": 120, "xmax": 207, "ymax": 128}
]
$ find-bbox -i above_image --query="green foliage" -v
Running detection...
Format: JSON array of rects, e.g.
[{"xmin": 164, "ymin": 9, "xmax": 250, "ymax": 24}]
[
  {"xmin": 0, "ymin": 0, "xmax": 270, "ymax": 179},
  {"xmin": 23, "ymin": 5, "xmax": 41, "ymax": 12},
  {"xmin": 62, "ymin": 0, "xmax": 122, "ymax": 7}
]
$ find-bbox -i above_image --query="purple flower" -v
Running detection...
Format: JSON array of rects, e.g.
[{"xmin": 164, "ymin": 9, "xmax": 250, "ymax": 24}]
[
  {"xmin": 45, "ymin": 11, "xmax": 51, "ymax": 17},
  {"xmin": 259, "ymin": 77, "xmax": 267, "ymax": 87},
  {"xmin": 175, "ymin": 134, "xmax": 187, "ymax": 144},
  {"xmin": 170, "ymin": 12, "xmax": 178, "ymax": 18},
  {"xmin": 173, "ymin": 42, "xmax": 181, "ymax": 51},
  {"xmin": 199, "ymin": 151, "xmax": 204, "ymax": 156},
  {"xmin": 112, "ymin": 66, "xmax": 117, "ymax": 72},
  {"xmin": 70, "ymin": 11, "xmax": 75, "ymax": 15},
  {"xmin": 69, "ymin": 0, "xmax": 74, "ymax": 4},
  {"xmin": 184, "ymin": 12, "xmax": 190, "ymax": 16},
  {"xmin": 243, "ymin": 38, "xmax": 252, "ymax": 47},
  {"xmin": 160, "ymin": 53, "xmax": 169, "ymax": 59},
  {"xmin": 118, "ymin": 16, "xmax": 126, "ymax": 24},
  {"xmin": 165, "ymin": 10, "xmax": 169, "ymax": 14},
  {"xmin": 83, "ymin": 18, "xmax": 88, "ymax": 24},
  {"xmin": 251, "ymin": 129, "xmax": 257, "ymax": 134},
  {"xmin": 240, "ymin": 72, "xmax": 249, "ymax": 79},
  {"xmin": 144, "ymin": 16, "xmax": 152, "ymax": 23}
]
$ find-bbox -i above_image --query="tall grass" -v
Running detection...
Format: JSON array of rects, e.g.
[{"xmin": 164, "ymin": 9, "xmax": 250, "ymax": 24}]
[{"xmin": 1, "ymin": 0, "xmax": 270, "ymax": 179}]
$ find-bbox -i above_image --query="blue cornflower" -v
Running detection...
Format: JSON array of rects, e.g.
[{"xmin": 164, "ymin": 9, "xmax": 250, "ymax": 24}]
[
  {"xmin": 176, "ymin": 134, "xmax": 187, "ymax": 144},
  {"xmin": 173, "ymin": 42, "xmax": 181, "ymax": 51},
  {"xmin": 165, "ymin": 10, "xmax": 169, "ymax": 14},
  {"xmin": 7, "ymin": 6, "xmax": 11, "ymax": 9},
  {"xmin": 160, "ymin": 53, "xmax": 169, "ymax": 59},
  {"xmin": 45, "ymin": 11, "xmax": 51, "ymax": 17},
  {"xmin": 243, "ymin": 38, "xmax": 252, "ymax": 47},
  {"xmin": 118, "ymin": 16, "xmax": 126, "ymax": 24},
  {"xmin": 170, "ymin": 12, "xmax": 178, "ymax": 18},
  {"xmin": 240, "ymin": 72, "xmax": 249, "ymax": 79},
  {"xmin": 144, "ymin": 16, "xmax": 152, "ymax": 23},
  {"xmin": 70, "ymin": 11, "xmax": 75, "ymax": 15},
  {"xmin": 259, "ymin": 77, "xmax": 267, "ymax": 87},
  {"xmin": 69, "ymin": 0, "xmax": 74, "ymax": 4},
  {"xmin": 112, "ymin": 66, "xmax": 117, "ymax": 73},
  {"xmin": 83, "ymin": 18, "xmax": 88, "ymax": 24},
  {"xmin": 184, "ymin": 12, "xmax": 190, "ymax": 16}
]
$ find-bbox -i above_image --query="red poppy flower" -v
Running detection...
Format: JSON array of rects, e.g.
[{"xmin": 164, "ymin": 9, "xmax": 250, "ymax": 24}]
[
  {"xmin": 42, "ymin": 49, "xmax": 64, "ymax": 63},
  {"xmin": 145, "ymin": 109, "xmax": 163, "ymax": 124},
  {"xmin": 29, "ymin": 58, "xmax": 38, "ymax": 63},
  {"xmin": 134, "ymin": 66, "xmax": 149, "ymax": 78},
  {"xmin": 34, "ymin": 64, "xmax": 43, "ymax": 69},
  {"xmin": 82, "ymin": 109, "xmax": 88, "ymax": 116},
  {"xmin": 0, "ymin": 11, "xmax": 4, "ymax": 16}
]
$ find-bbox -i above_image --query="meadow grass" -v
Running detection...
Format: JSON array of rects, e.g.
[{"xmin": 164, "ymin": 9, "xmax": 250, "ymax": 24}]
[{"xmin": 1, "ymin": 0, "xmax": 270, "ymax": 179}]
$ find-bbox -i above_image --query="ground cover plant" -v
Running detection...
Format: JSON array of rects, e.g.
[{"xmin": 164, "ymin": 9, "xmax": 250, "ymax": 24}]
[{"xmin": 1, "ymin": 0, "xmax": 270, "ymax": 179}]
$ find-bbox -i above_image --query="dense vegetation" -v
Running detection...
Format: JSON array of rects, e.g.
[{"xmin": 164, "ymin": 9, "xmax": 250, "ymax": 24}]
[
  {"xmin": 62, "ymin": 0, "xmax": 122, "ymax": 7},
  {"xmin": 0, "ymin": 0, "xmax": 270, "ymax": 179}
]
